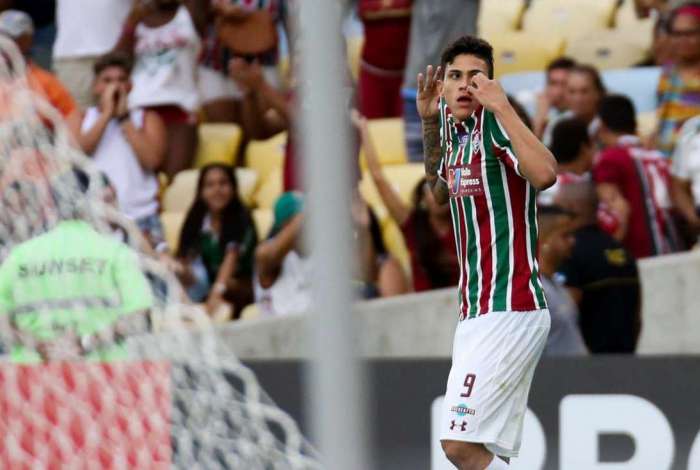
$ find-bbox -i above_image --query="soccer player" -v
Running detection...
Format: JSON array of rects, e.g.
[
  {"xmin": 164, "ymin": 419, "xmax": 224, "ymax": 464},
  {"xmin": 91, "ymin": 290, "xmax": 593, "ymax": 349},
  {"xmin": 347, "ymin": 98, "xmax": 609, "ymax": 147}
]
[{"xmin": 417, "ymin": 36, "xmax": 557, "ymax": 469}]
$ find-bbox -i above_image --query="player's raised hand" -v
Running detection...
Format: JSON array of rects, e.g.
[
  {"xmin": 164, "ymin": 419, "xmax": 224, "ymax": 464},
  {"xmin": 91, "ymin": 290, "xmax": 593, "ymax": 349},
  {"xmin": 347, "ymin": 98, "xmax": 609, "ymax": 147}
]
[
  {"xmin": 467, "ymin": 74, "xmax": 509, "ymax": 113},
  {"xmin": 416, "ymin": 65, "xmax": 442, "ymax": 122}
]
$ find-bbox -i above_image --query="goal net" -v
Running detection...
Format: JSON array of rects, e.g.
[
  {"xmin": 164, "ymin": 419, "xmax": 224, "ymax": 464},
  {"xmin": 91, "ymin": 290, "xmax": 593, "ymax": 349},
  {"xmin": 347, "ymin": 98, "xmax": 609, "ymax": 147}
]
[{"xmin": 0, "ymin": 37, "xmax": 319, "ymax": 469}]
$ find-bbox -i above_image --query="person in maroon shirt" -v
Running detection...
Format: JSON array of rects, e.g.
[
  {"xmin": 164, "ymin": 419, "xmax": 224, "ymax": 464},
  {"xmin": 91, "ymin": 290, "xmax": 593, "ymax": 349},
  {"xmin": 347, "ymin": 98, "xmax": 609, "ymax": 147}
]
[
  {"xmin": 352, "ymin": 110, "xmax": 458, "ymax": 291},
  {"xmin": 593, "ymin": 94, "xmax": 681, "ymax": 259},
  {"xmin": 356, "ymin": 0, "xmax": 411, "ymax": 119}
]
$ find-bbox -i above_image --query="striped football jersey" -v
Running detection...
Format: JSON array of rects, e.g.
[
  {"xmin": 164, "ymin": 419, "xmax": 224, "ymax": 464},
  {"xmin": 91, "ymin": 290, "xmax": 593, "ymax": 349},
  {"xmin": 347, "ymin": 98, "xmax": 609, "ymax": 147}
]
[{"xmin": 438, "ymin": 98, "xmax": 547, "ymax": 320}]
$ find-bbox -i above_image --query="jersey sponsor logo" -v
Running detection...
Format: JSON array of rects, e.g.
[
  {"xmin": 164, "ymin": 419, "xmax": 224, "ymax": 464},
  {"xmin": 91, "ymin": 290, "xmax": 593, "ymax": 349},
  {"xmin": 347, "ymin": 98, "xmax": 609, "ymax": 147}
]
[
  {"xmin": 447, "ymin": 164, "xmax": 484, "ymax": 198},
  {"xmin": 450, "ymin": 403, "xmax": 476, "ymax": 417},
  {"xmin": 449, "ymin": 419, "xmax": 468, "ymax": 432},
  {"xmin": 18, "ymin": 257, "xmax": 109, "ymax": 279}
]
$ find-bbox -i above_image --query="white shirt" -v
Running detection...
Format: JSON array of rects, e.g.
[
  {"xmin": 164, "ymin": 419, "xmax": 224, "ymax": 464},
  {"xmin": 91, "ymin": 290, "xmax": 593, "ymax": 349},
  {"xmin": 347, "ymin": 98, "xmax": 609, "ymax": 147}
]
[
  {"xmin": 53, "ymin": 0, "xmax": 132, "ymax": 59},
  {"xmin": 128, "ymin": 6, "xmax": 201, "ymax": 112},
  {"xmin": 254, "ymin": 251, "xmax": 312, "ymax": 317},
  {"xmin": 672, "ymin": 116, "xmax": 700, "ymax": 206},
  {"xmin": 82, "ymin": 107, "xmax": 159, "ymax": 221}
]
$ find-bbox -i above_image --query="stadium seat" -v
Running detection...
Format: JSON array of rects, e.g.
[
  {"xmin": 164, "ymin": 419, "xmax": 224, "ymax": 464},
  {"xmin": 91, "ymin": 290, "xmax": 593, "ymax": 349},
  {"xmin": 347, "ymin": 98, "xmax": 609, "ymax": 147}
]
[
  {"xmin": 161, "ymin": 211, "xmax": 186, "ymax": 254},
  {"xmin": 359, "ymin": 118, "xmax": 408, "ymax": 170},
  {"xmin": 252, "ymin": 208, "xmax": 274, "ymax": 241},
  {"xmin": 490, "ymin": 32, "xmax": 565, "ymax": 78},
  {"xmin": 565, "ymin": 29, "xmax": 650, "ymax": 70},
  {"xmin": 162, "ymin": 167, "xmax": 259, "ymax": 212},
  {"xmin": 478, "ymin": 0, "xmax": 526, "ymax": 38},
  {"xmin": 522, "ymin": 0, "xmax": 618, "ymax": 42},
  {"xmin": 381, "ymin": 218, "xmax": 412, "ymax": 279},
  {"xmin": 193, "ymin": 123, "xmax": 243, "ymax": 168},
  {"xmin": 253, "ymin": 166, "xmax": 283, "ymax": 209},
  {"xmin": 240, "ymin": 303, "xmax": 261, "ymax": 320},
  {"xmin": 244, "ymin": 132, "xmax": 287, "ymax": 186},
  {"xmin": 346, "ymin": 35, "xmax": 364, "ymax": 82},
  {"xmin": 615, "ymin": 0, "xmax": 654, "ymax": 36},
  {"xmin": 359, "ymin": 163, "xmax": 425, "ymax": 221},
  {"xmin": 637, "ymin": 111, "xmax": 658, "ymax": 139}
]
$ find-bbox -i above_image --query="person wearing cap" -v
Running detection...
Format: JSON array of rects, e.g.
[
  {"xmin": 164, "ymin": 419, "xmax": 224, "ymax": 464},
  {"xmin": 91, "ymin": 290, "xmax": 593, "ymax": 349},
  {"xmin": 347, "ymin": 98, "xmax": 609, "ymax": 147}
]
[
  {"xmin": 0, "ymin": 9, "xmax": 78, "ymax": 122},
  {"xmin": 253, "ymin": 192, "xmax": 310, "ymax": 317}
]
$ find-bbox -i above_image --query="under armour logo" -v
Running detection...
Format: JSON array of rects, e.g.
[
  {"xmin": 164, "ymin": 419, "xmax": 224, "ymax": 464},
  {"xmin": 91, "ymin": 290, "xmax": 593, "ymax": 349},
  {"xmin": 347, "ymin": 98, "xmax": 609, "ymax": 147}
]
[{"xmin": 450, "ymin": 420, "xmax": 467, "ymax": 432}]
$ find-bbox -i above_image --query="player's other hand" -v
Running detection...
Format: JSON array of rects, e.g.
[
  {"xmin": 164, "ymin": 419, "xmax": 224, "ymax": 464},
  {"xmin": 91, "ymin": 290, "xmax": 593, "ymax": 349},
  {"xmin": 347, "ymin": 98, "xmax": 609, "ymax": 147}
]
[
  {"xmin": 416, "ymin": 65, "xmax": 442, "ymax": 122},
  {"xmin": 467, "ymin": 74, "xmax": 509, "ymax": 114}
]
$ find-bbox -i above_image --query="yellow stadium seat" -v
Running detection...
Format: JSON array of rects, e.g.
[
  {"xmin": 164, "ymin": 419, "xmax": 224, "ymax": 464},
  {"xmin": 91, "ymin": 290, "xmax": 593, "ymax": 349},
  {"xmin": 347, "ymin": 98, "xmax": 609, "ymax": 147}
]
[
  {"xmin": 194, "ymin": 123, "xmax": 243, "ymax": 168},
  {"xmin": 490, "ymin": 32, "xmax": 565, "ymax": 78},
  {"xmin": 240, "ymin": 303, "xmax": 261, "ymax": 321},
  {"xmin": 359, "ymin": 118, "xmax": 408, "ymax": 170},
  {"xmin": 244, "ymin": 131, "xmax": 287, "ymax": 185},
  {"xmin": 346, "ymin": 35, "xmax": 364, "ymax": 82},
  {"xmin": 522, "ymin": 0, "xmax": 618, "ymax": 42},
  {"xmin": 161, "ymin": 211, "xmax": 186, "ymax": 254},
  {"xmin": 252, "ymin": 208, "xmax": 274, "ymax": 241},
  {"xmin": 381, "ymin": 218, "xmax": 412, "ymax": 279},
  {"xmin": 615, "ymin": 0, "xmax": 654, "ymax": 32},
  {"xmin": 162, "ymin": 167, "xmax": 259, "ymax": 212},
  {"xmin": 565, "ymin": 29, "xmax": 650, "ymax": 70},
  {"xmin": 359, "ymin": 163, "xmax": 425, "ymax": 220},
  {"xmin": 478, "ymin": 0, "xmax": 526, "ymax": 37},
  {"xmin": 253, "ymin": 166, "xmax": 283, "ymax": 209}
]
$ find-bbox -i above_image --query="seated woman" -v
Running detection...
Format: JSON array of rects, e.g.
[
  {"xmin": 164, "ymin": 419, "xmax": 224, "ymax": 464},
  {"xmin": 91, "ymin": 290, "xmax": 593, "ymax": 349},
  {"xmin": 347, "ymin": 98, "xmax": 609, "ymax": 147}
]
[
  {"xmin": 176, "ymin": 164, "xmax": 257, "ymax": 319},
  {"xmin": 352, "ymin": 111, "xmax": 458, "ymax": 292}
]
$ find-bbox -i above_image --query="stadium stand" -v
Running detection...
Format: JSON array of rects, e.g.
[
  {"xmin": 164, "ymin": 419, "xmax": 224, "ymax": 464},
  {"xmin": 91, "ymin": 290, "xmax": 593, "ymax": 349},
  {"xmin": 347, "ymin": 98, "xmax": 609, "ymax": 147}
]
[
  {"xmin": 359, "ymin": 118, "xmax": 408, "ymax": 170},
  {"xmin": 489, "ymin": 32, "xmax": 566, "ymax": 78},
  {"xmin": 521, "ymin": 0, "xmax": 618, "ymax": 42},
  {"xmin": 476, "ymin": 0, "xmax": 526, "ymax": 37},
  {"xmin": 565, "ymin": 29, "xmax": 650, "ymax": 70}
]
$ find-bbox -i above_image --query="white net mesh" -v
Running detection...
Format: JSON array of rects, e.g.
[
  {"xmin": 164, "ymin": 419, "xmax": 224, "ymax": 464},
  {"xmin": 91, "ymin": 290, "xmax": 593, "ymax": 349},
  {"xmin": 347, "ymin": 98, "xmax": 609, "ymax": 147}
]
[{"xmin": 0, "ymin": 37, "xmax": 320, "ymax": 469}]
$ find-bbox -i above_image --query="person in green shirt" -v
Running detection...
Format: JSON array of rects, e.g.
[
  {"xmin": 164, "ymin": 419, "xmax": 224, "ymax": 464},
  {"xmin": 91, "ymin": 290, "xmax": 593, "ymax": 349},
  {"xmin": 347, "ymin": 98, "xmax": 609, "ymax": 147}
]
[{"xmin": 0, "ymin": 172, "xmax": 153, "ymax": 363}]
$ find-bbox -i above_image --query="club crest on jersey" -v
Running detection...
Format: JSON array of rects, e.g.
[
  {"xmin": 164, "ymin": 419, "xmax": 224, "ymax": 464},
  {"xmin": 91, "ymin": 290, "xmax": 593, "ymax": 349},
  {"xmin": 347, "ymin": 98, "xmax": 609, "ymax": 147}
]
[{"xmin": 471, "ymin": 130, "xmax": 481, "ymax": 154}]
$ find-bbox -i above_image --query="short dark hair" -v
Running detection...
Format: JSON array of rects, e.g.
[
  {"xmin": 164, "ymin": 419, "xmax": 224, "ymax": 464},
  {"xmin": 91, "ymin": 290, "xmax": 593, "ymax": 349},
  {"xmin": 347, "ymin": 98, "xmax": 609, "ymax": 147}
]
[
  {"xmin": 599, "ymin": 94, "xmax": 637, "ymax": 135},
  {"xmin": 93, "ymin": 51, "xmax": 133, "ymax": 77},
  {"xmin": 569, "ymin": 64, "xmax": 606, "ymax": 95},
  {"xmin": 549, "ymin": 117, "xmax": 590, "ymax": 164},
  {"xmin": 546, "ymin": 57, "xmax": 576, "ymax": 75},
  {"xmin": 440, "ymin": 35, "xmax": 494, "ymax": 79}
]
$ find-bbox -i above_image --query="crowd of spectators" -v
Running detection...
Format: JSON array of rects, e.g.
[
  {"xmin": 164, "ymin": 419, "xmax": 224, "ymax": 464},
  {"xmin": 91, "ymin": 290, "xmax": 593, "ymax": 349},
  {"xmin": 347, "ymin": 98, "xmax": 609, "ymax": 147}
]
[{"xmin": 3, "ymin": 0, "xmax": 700, "ymax": 355}]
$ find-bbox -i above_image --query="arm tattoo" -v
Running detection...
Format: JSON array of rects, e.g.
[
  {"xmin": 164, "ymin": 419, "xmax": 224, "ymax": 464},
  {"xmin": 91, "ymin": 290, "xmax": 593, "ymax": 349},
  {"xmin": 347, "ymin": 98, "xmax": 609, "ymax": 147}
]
[{"xmin": 422, "ymin": 118, "xmax": 449, "ymax": 203}]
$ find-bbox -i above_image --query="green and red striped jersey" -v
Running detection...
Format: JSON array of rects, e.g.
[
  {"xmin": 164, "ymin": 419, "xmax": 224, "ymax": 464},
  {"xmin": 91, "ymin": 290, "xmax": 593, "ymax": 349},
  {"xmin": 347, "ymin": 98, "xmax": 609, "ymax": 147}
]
[{"xmin": 438, "ymin": 98, "xmax": 547, "ymax": 320}]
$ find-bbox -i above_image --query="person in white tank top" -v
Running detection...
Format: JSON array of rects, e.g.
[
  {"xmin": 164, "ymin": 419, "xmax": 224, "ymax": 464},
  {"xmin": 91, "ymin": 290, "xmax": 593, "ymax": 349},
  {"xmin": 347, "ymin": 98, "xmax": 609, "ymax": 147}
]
[
  {"xmin": 68, "ymin": 52, "xmax": 168, "ymax": 251},
  {"xmin": 254, "ymin": 192, "xmax": 311, "ymax": 317},
  {"xmin": 114, "ymin": 0, "xmax": 207, "ymax": 177}
]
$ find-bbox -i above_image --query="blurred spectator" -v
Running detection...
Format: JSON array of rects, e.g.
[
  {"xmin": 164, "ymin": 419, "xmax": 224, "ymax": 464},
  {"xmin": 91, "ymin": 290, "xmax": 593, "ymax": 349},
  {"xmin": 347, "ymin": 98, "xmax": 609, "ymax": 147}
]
[
  {"xmin": 638, "ymin": 16, "xmax": 676, "ymax": 66},
  {"xmin": 538, "ymin": 118, "xmax": 593, "ymax": 204},
  {"xmin": 177, "ymin": 164, "xmax": 257, "ymax": 318},
  {"xmin": 69, "ymin": 52, "xmax": 167, "ymax": 251},
  {"xmin": 671, "ymin": 115, "xmax": 700, "ymax": 245},
  {"xmin": 538, "ymin": 205, "xmax": 588, "ymax": 357},
  {"xmin": 200, "ymin": 0, "xmax": 290, "ymax": 122},
  {"xmin": 116, "ymin": 0, "xmax": 208, "ymax": 178},
  {"xmin": 543, "ymin": 64, "xmax": 606, "ymax": 147},
  {"xmin": 254, "ymin": 192, "xmax": 310, "ymax": 317},
  {"xmin": 557, "ymin": 181, "xmax": 641, "ymax": 354},
  {"xmin": 356, "ymin": 0, "xmax": 411, "ymax": 119},
  {"xmin": 0, "ymin": 0, "xmax": 56, "ymax": 70},
  {"xmin": 53, "ymin": 0, "xmax": 131, "ymax": 108},
  {"xmin": 656, "ymin": 3, "xmax": 700, "ymax": 157},
  {"xmin": 594, "ymin": 94, "xmax": 681, "ymax": 258},
  {"xmin": 0, "ymin": 10, "xmax": 78, "ymax": 122},
  {"xmin": 351, "ymin": 191, "xmax": 409, "ymax": 297},
  {"xmin": 534, "ymin": 57, "xmax": 576, "ymax": 139},
  {"xmin": 401, "ymin": 0, "xmax": 479, "ymax": 162},
  {"xmin": 352, "ymin": 110, "xmax": 458, "ymax": 292}
]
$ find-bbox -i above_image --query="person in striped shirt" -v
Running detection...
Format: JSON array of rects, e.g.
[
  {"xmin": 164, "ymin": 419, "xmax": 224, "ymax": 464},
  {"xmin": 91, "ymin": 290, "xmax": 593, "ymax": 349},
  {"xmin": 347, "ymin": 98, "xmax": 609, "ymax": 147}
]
[{"xmin": 417, "ymin": 36, "xmax": 557, "ymax": 470}]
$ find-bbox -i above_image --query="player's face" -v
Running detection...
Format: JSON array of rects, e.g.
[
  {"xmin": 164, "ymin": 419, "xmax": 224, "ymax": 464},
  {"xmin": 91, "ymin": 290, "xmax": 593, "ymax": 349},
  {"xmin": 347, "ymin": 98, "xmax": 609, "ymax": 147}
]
[
  {"xmin": 201, "ymin": 168, "xmax": 234, "ymax": 214},
  {"xmin": 93, "ymin": 66, "xmax": 131, "ymax": 98},
  {"xmin": 442, "ymin": 54, "xmax": 490, "ymax": 121},
  {"xmin": 546, "ymin": 68, "xmax": 570, "ymax": 111},
  {"xmin": 566, "ymin": 72, "xmax": 601, "ymax": 122},
  {"xmin": 670, "ymin": 13, "xmax": 700, "ymax": 63}
]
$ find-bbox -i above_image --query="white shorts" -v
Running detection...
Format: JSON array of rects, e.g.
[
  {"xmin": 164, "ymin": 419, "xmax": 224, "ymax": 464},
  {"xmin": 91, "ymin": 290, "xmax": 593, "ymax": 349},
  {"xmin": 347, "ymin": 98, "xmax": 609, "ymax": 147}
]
[
  {"xmin": 440, "ymin": 309, "xmax": 550, "ymax": 458},
  {"xmin": 198, "ymin": 65, "xmax": 282, "ymax": 103}
]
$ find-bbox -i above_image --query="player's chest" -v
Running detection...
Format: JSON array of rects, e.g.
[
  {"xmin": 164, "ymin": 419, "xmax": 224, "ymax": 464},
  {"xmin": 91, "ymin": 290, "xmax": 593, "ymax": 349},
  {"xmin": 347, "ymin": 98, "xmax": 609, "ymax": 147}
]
[{"xmin": 445, "ymin": 131, "xmax": 501, "ymax": 199}]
